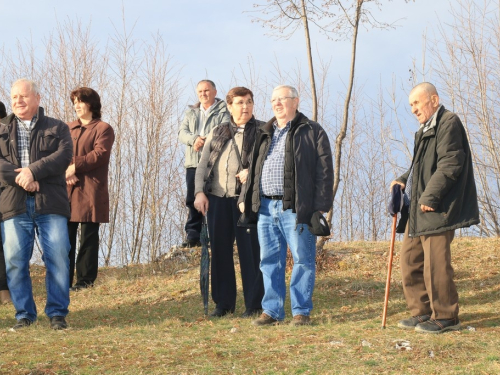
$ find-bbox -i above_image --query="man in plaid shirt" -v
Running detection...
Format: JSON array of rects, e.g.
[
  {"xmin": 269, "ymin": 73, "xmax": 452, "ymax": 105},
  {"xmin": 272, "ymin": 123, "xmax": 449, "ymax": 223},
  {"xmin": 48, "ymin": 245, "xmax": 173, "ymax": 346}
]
[
  {"xmin": 239, "ymin": 85, "xmax": 334, "ymax": 326},
  {"xmin": 0, "ymin": 79, "xmax": 73, "ymax": 331}
]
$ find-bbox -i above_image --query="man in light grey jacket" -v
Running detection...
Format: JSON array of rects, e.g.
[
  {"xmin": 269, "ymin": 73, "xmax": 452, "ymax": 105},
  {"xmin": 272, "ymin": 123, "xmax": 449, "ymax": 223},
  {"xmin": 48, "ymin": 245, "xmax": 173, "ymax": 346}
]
[{"xmin": 177, "ymin": 80, "xmax": 230, "ymax": 247}]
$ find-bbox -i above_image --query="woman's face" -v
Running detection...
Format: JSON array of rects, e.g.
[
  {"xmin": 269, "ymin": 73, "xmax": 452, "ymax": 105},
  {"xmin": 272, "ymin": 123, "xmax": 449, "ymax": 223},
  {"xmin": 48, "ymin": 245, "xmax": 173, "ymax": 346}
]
[
  {"xmin": 228, "ymin": 94, "xmax": 254, "ymax": 126},
  {"xmin": 73, "ymin": 98, "xmax": 92, "ymax": 122}
]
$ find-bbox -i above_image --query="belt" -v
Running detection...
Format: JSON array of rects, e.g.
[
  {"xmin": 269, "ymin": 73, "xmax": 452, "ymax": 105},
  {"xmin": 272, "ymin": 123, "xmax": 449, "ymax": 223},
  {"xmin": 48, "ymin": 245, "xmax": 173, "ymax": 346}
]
[
  {"xmin": 261, "ymin": 195, "xmax": 283, "ymax": 200},
  {"xmin": 27, "ymin": 192, "xmax": 35, "ymax": 197}
]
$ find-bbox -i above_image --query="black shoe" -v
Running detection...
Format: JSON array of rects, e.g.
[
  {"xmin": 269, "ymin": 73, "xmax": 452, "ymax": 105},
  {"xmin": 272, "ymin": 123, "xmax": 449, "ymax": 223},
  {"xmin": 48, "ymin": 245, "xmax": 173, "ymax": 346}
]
[
  {"xmin": 415, "ymin": 318, "xmax": 461, "ymax": 334},
  {"xmin": 12, "ymin": 318, "xmax": 33, "ymax": 330},
  {"xmin": 397, "ymin": 314, "xmax": 431, "ymax": 330},
  {"xmin": 210, "ymin": 308, "xmax": 234, "ymax": 317},
  {"xmin": 50, "ymin": 316, "xmax": 68, "ymax": 330},
  {"xmin": 180, "ymin": 239, "xmax": 201, "ymax": 248},
  {"xmin": 241, "ymin": 308, "xmax": 262, "ymax": 318},
  {"xmin": 70, "ymin": 282, "xmax": 93, "ymax": 292}
]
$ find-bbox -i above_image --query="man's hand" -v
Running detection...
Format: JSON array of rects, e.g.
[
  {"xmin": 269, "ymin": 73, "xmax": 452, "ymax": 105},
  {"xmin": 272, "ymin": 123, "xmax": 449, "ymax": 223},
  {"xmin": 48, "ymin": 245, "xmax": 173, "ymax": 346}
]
[
  {"xmin": 66, "ymin": 164, "xmax": 76, "ymax": 179},
  {"xmin": 193, "ymin": 136, "xmax": 206, "ymax": 152},
  {"xmin": 194, "ymin": 192, "xmax": 209, "ymax": 216},
  {"xmin": 15, "ymin": 168, "xmax": 35, "ymax": 190},
  {"xmin": 390, "ymin": 180, "xmax": 405, "ymax": 192},
  {"xmin": 238, "ymin": 202, "xmax": 245, "ymax": 213},
  {"xmin": 236, "ymin": 169, "xmax": 249, "ymax": 184},
  {"xmin": 25, "ymin": 181, "xmax": 39, "ymax": 192},
  {"xmin": 420, "ymin": 204, "xmax": 435, "ymax": 212}
]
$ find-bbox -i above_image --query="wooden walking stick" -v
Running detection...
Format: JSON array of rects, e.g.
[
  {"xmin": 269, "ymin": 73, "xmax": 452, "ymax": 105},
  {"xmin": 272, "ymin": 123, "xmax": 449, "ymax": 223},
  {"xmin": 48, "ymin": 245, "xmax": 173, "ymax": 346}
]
[{"xmin": 382, "ymin": 213, "xmax": 398, "ymax": 329}]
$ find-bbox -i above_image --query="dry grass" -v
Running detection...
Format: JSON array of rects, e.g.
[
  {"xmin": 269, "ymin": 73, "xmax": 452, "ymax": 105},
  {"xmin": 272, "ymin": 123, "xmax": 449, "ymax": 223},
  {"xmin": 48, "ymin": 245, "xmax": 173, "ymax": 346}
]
[{"xmin": 1, "ymin": 237, "xmax": 499, "ymax": 374}]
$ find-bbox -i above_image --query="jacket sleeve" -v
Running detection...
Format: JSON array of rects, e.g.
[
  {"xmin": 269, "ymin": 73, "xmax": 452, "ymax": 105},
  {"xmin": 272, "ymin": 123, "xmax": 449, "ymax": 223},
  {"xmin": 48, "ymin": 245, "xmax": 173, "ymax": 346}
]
[
  {"xmin": 0, "ymin": 122, "xmax": 18, "ymax": 186},
  {"xmin": 194, "ymin": 130, "xmax": 213, "ymax": 196},
  {"xmin": 314, "ymin": 126, "xmax": 334, "ymax": 212},
  {"xmin": 74, "ymin": 123, "xmax": 115, "ymax": 173},
  {"xmin": 29, "ymin": 122, "xmax": 73, "ymax": 181},
  {"xmin": 419, "ymin": 115, "xmax": 466, "ymax": 209},
  {"xmin": 396, "ymin": 170, "xmax": 410, "ymax": 186},
  {"xmin": 178, "ymin": 109, "xmax": 199, "ymax": 146},
  {"xmin": 0, "ymin": 157, "xmax": 18, "ymax": 186}
]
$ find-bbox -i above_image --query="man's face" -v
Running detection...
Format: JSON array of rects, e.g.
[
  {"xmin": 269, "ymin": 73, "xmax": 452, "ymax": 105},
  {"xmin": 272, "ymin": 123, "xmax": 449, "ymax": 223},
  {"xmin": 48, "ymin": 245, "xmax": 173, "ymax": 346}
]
[
  {"xmin": 11, "ymin": 82, "xmax": 40, "ymax": 121},
  {"xmin": 409, "ymin": 88, "xmax": 439, "ymax": 124},
  {"xmin": 197, "ymin": 82, "xmax": 217, "ymax": 109},
  {"xmin": 271, "ymin": 87, "xmax": 298, "ymax": 123}
]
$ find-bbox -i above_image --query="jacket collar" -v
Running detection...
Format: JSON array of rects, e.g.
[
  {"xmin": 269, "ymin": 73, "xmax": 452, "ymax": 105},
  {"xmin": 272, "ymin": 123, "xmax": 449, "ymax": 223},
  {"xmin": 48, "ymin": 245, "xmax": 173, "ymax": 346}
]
[
  {"xmin": 262, "ymin": 111, "xmax": 308, "ymax": 134},
  {"xmin": 189, "ymin": 98, "xmax": 225, "ymax": 111},
  {"xmin": 420, "ymin": 105, "xmax": 445, "ymax": 139},
  {"xmin": 69, "ymin": 118, "xmax": 100, "ymax": 130},
  {"xmin": 1, "ymin": 106, "xmax": 45, "ymax": 128}
]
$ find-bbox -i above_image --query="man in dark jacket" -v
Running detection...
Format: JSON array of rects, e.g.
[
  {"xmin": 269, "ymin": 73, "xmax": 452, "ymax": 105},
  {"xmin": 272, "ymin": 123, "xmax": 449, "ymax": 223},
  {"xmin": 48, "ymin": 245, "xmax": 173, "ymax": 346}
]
[
  {"xmin": 0, "ymin": 79, "xmax": 73, "ymax": 330},
  {"xmin": 391, "ymin": 82, "xmax": 479, "ymax": 334},
  {"xmin": 239, "ymin": 85, "xmax": 334, "ymax": 326}
]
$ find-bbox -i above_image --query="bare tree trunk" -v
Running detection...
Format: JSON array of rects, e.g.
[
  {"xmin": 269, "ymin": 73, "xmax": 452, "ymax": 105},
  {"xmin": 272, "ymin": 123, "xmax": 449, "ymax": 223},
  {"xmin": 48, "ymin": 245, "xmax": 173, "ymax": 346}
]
[
  {"xmin": 318, "ymin": 0, "xmax": 363, "ymax": 251},
  {"xmin": 300, "ymin": 0, "xmax": 317, "ymax": 121}
]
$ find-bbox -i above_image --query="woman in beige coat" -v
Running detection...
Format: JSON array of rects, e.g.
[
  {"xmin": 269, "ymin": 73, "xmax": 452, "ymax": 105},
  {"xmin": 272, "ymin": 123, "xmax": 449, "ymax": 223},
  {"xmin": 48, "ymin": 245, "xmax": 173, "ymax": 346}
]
[{"xmin": 66, "ymin": 88, "xmax": 115, "ymax": 291}]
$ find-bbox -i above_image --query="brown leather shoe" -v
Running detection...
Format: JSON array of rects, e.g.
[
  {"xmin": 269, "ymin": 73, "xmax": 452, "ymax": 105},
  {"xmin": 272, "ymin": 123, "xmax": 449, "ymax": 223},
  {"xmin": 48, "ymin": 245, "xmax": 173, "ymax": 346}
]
[
  {"xmin": 290, "ymin": 315, "xmax": 311, "ymax": 326},
  {"xmin": 252, "ymin": 313, "xmax": 279, "ymax": 326},
  {"xmin": 0, "ymin": 290, "xmax": 12, "ymax": 304}
]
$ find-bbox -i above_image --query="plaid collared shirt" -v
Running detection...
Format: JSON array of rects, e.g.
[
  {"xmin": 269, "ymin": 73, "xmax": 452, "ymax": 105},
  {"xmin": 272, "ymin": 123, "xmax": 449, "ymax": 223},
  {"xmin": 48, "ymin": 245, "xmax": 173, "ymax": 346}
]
[
  {"xmin": 260, "ymin": 120, "xmax": 291, "ymax": 196},
  {"xmin": 16, "ymin": 115, "xmax": 37, "ymax": 168}
]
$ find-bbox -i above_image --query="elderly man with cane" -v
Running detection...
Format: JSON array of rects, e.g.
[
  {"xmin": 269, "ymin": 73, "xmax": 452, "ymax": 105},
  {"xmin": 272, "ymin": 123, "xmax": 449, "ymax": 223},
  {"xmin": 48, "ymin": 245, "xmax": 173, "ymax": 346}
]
[{"xmin": 390, "ymin": 82, "xmax": 479, "ymax": 334}]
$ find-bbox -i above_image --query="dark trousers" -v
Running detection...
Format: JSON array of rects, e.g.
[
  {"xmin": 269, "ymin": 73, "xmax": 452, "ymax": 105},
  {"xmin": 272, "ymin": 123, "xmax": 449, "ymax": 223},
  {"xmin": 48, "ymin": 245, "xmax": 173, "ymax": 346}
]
[
  {"xmin": 207, "ymin": 194, "xmax": 264, "ymax": 311},
  {"xmin": 400, "ymin": 224, "xmax": 458, "ymax": 320},
  {"xmin": 185, "ymin": 167, "xmax": 203, "ymax": 241},
  {"xmin": 68, "ymin": 222, "xmax": 100, "ymax": 287},
  {"xmin": 0, "ymin": 232, "xmax": 7, "ymax": 290}
]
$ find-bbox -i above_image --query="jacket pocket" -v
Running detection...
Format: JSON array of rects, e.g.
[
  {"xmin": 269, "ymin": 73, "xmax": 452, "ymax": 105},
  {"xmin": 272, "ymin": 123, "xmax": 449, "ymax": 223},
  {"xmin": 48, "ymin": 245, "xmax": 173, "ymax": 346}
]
[
  {"xmin": 40, "ymin": 129, "xmax": 60, "ymax": 152},
  {"xmin": 0, "ymin": 131, "xmax": 10, "ymax": 157}
]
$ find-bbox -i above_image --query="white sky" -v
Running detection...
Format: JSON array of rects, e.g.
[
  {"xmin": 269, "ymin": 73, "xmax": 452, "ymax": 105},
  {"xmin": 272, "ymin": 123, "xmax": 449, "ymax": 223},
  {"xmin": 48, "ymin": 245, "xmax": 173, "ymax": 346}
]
[{"xmin": 0, "ymin": 0, "xmax": 453, "ymax": 111}]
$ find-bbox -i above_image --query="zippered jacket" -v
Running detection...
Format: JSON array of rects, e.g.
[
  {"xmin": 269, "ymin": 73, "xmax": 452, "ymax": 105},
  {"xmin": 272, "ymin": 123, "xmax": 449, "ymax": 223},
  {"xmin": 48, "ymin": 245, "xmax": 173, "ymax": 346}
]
[
  {"xmin": 396, "ymin": 106, "xmax": 480, "ymax": 236},
  {"xmin": 0, "ymin": 107, "xmax": 73, "ymax": 220},
  {"xmin": 239, "ymin": 111, "xmax": 334, "ymax": 225},
  {"xmin": 178, "ymin": 99, "xmax": 230, "ymax": 168}
]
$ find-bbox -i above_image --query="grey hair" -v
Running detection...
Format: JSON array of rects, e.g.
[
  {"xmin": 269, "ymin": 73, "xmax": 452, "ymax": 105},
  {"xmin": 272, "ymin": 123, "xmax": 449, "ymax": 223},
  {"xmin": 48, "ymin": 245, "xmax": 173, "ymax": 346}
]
[
  {"xmin": 273, "ymin": 85, "xmax": 299, "ymax": 98},
  {"xmin": 12, "ymin": 78, "xmax": 40, "ymax": 95},
  {"xmin": 411, "ymin": 82, "xmax": 438, "ymax": 98},
  {"xmin": 197, "ymin": 79, "xmax": 216, "ymax": 90}
]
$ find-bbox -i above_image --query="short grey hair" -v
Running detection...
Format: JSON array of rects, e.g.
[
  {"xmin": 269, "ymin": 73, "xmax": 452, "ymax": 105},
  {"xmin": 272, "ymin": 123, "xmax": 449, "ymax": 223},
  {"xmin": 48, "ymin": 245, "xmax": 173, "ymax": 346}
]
[
  {"xmin": 12, "ymin": 78, "xmax": 40, "ymax": 95},
  {"xmin": 197, "ymin": 79, "xmax": 216, "ymax": 90},
  {"xmin": 273, "ymin": 85, "xmax": 299, "ymax": 98},
  {"xmin": 411, "ymin": 82, "xmax": 438, "ymax": 98}
]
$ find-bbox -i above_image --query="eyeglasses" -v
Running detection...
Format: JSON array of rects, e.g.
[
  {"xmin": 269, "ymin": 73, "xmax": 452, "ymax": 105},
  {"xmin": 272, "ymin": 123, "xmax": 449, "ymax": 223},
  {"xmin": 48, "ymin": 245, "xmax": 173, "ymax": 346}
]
[
  {"xmin": 270, "ymin": 96, "xmax": 295, "ymax": 104},
  {"xmin": 232, "ymin": 100, "xmax": 254, "ymax": 107}
]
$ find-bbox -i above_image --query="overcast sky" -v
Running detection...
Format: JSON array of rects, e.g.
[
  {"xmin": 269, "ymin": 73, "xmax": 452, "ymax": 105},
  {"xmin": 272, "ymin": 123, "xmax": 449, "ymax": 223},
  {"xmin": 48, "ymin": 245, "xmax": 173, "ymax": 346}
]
[{"xmin": 0, "ymin": 0, "xmax": 453, "ymax": 111}]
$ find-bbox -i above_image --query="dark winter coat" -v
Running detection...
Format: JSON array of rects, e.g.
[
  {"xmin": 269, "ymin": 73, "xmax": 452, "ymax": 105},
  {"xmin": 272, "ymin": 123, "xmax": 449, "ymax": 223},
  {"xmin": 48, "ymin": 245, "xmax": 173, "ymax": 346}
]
[
  {"xmin": 396, "ymin": 106, "xmax": 480, "ymax": 237},
  {"xmin": 199, "ymin": 116, "xmax": 263, "ymax": 196},
  {"xmin": 239, "ymin": 111, "xmax": 334, "ymax": 225},
  {"xmin": 0, "ymin": 107, "xmax": 73, "ymax": 220},
  {"xmin": 67, "ymin": 119, "xmax": 115, "ymax": 223}
]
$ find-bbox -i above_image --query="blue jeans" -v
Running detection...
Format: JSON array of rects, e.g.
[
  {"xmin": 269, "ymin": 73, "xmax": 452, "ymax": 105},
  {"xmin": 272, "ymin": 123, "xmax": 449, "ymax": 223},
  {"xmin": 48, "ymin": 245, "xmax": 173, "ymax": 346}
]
[
  {"xmin": 1, "ymin": 196, "xmax": 70, "ymax": 322},
  {"xmin": 257, "ymin": 198, "xmax": 316, "ymax": 320}
]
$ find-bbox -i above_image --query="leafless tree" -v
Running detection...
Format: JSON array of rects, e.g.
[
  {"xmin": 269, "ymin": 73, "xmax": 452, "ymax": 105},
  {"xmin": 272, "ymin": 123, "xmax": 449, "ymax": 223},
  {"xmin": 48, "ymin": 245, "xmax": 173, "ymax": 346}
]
[{"xmin": 424, "ymin": 0, "xmax": 500, "ymax": 236}]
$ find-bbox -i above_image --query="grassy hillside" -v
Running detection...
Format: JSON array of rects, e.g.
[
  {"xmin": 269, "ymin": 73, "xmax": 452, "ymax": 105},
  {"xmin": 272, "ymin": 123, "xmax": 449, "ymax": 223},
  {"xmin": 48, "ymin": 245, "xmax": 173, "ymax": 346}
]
[{"xmin": 1, "ymin": 237, "xmax": 499, "ymax": 374}]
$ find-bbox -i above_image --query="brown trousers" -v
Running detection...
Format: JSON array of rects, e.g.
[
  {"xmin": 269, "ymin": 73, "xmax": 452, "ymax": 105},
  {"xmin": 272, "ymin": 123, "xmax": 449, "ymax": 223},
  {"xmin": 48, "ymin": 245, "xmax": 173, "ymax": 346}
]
[{"xmin": 400, "ymin": 224, "xmax": 459, "ymax": 320}]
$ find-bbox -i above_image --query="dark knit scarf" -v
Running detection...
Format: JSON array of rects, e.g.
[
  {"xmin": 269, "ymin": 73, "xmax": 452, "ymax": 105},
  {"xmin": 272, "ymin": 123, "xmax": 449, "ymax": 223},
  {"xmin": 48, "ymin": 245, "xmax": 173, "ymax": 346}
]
[{"xmin": 205, "ymin": 116, "xmax": 258, "ymax": 176}]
